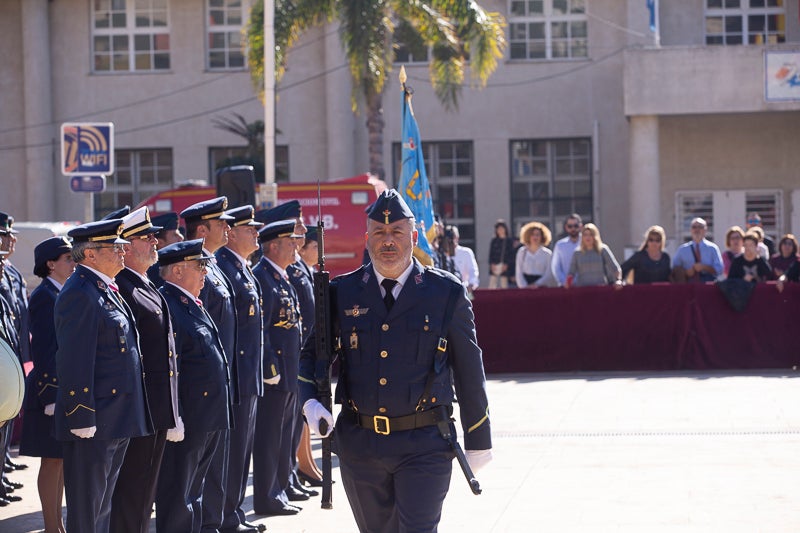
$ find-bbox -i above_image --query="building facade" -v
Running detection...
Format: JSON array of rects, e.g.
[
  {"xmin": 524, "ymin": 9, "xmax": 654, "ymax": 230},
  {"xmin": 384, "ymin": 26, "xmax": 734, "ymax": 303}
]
[{"xmin": 1, "ymin": 0, "xmax": 799, "ymax": 284}]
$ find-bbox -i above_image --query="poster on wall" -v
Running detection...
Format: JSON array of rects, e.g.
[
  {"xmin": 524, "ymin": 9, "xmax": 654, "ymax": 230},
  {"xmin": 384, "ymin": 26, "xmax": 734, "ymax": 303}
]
[{"xmin": 765, "ymin": 51, "xmax": 800, "ymax": 102}]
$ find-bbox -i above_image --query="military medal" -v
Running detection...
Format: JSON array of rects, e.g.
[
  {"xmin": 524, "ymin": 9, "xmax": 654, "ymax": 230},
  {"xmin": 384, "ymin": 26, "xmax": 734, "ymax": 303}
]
[
  {"xmin": 249, "ymin": 304, "xmax": 255, "ymax": 316},
  {"xmin": 350, "ymin": 328, "xmax": 358, "ymax": 350}
]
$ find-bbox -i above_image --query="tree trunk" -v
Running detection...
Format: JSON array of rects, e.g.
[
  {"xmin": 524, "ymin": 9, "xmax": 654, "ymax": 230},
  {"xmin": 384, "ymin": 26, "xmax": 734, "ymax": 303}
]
[{"xmin": 365, "ymin": 89, "xmax": 385, "ymax": 180}]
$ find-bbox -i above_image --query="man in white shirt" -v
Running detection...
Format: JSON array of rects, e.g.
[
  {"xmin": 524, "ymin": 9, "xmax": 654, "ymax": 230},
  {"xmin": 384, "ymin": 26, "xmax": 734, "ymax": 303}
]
[
  {"xmin": 551, "ymin": 214, "xmax": 583, "ymax": 286},
  {"xmin": 447, "ymin": 225, "xmax": 480, "ymax": 292}
]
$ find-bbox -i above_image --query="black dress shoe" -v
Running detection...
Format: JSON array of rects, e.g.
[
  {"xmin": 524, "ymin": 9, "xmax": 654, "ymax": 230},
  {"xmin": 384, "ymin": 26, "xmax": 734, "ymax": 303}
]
[
  {"xmin": 0, "ymin": 497, "xmax": 9, "ymax": 507},
  {"xmin": 285, "ymin": 486, "xmax": 310, "ymax": 502},
  {"xmin": 297, "ymin": 471, "xmax": 325, "ymax": 487},
  {"xmin": 2, "ymin": 483, "xmax": 15, "ymax": 493},
  {"xmin": 3, "ymin": 494, "xmax": 21, "ymax": 502},
  {"xmin": 241, "ymin": 521, "xmax": 266, "ymax": 532},
  {"xmin": 253, "ymin": 505, "xmax": 300, "ymax": 516},
  {"xmin": 219, "ymin": 525, "xmax": 259, "ymax": 533},
  {"xmin": 6, "ymin": 459, "xmax": 27, "ymax": 470},
  {"xmin": 2, "ymin": 466, "xmax": 11, "ymax": 474},
  {"xmin": 294, "ymin": 483, "xmax": 318, "ymax": 497},
  {"xmin": 3, "ymin": 479, "xmax": 22, "ymax": 490}
]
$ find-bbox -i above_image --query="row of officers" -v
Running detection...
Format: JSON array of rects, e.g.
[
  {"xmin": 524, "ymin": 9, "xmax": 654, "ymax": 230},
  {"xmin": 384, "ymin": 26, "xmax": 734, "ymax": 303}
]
[{"xmin": 12, "ymin": 189, "xmax": 492, "ymax": 533}]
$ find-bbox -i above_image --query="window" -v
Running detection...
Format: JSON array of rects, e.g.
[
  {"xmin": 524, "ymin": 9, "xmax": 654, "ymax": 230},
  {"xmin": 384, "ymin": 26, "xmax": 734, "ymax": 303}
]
[
  {"xmin": 675, "ymin": 189, "xmax": 782, "ymax": 243},
  {"xmin": 510, "ymin": 138, "xmax": 592, "ymax": 237},
  {"xmin": 207, "ymin": 0, "xmax": 246, "ymax": 70},
  {"xmin": 94, "ymin": 149, "xmax": 173, "ymax": 219},
  {"xmin": 393, "ymin": 21, "xmax": 430, "ymax": 64},
  {"xmin": 392, "ymin": 141, "xmax": 475, "ymax": 248},
  {"xmin": 705, "ymin": 0, "xmax": 786, "ymax": 45},
  {"xmin": 508, "ymin": 0, "xmax": 587, "ymax": 60},
  {"xmin": 92, "ymin": 0, "xmax": 170, "ymax": 72},
  {"xmin": 208, "ymin": 145, "xmax": 289, "ymax": 183}
]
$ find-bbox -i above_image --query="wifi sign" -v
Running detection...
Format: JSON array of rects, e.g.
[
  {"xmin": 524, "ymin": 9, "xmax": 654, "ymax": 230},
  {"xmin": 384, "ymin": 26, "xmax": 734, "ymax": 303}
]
[{"xmin": 60, "ymin": 122, "xmax": 115, "ymax": 176}]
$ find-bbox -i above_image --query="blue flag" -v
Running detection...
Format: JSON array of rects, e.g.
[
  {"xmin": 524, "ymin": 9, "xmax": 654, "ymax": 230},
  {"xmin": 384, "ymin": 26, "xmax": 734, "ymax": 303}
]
[
  {"xmin": 647, "ymin": 0, "xmax": 656, "ymax": 32},
  {"xmin": 399, "ymin": 87, "xmax": 436, "ymax": 257}
]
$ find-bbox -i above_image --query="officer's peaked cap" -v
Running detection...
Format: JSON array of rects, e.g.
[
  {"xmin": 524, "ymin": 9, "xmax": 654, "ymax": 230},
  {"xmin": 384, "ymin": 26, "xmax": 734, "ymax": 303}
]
[
  {"xmin": 100, "ymin": 205, "xmax": 130, "ymax": 221},
  {"xmin": 158, "ymin": 238, "xmax": 210, "ymax": 266},
  {"xmin": 226, "ymin": 205, "xmax": 262, "ymax": 227},
  {"xmin": 254, "ymin": 200, "xmax": 301, "ymax": 225},
  {"xmin": 366, "ymin": 189, "xmax": 414, "ymax": 225},
  {"xmin": 151, "ymin": 212, "xmax": 180, "ymax": 231},
  {"xmin": 258, "ymin": 219, "xmax": 299, "ymax": 243},
  {"xmin": 180, "ymin": 197, "xmax": 235, "ymax": 223},
  {"xmin": 68, "ymin": 219, "xmax": 129, "ymax": 245},
  {"xmin": 121, "ymin": 207, "xmax": 162, "ymax": 239}
]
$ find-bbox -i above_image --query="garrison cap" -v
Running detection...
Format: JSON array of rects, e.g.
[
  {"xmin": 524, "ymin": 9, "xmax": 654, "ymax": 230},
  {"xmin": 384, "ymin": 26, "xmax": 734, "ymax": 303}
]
[
  {"xmin": 0, "ymin": 212, "xmax": 17, "ymax": 234},
  {"xmin": 34, "ymin": 237, "xmax": 72, "ymax": 278},
  {"xmin": 180, "ymin": 197, "xmax": 235, "ymax": 223},
  {"xmin": 67, "ymin": 219, "xmax": 128, "ymax": 245},
  {"xmin": 367, "ymin": 189, "xmax": 414, "ymax": 225},
  {"xmin": 258, "ymin": 219, "xmax": 300, "ymax": 243},
  {"xmin": 226, "ymin": 205, "xmax": 262, "ymax": 227},
  {"xmin": 151, "ymin": 212, "xmax": 180, "ymax": 231},
  {"xmin": 255, "ymin": 200, "xmax": 301, "ymax": 225},
  {"xmin": 100, "ymin": 205, "xmax": 130, "ymax": 221},
  {"xmin": 121, "ymin": 207, "xmax": 162, "ymax": 239},
  {"xmin": 157, "ymin": 238, "xmax": 210, "ymax": 266}
]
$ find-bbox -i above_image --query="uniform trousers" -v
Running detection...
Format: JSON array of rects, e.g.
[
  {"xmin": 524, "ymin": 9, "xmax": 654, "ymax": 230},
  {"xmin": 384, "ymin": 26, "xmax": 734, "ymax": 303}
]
[
  {"xmin": 340, "ymin": 448, "xmax": 453, "ymax": 533},
  {"xmin": 155, "ymin": 430, "xmax": 222, "ymax": 533},
  {"xmin": 110, "ymin": 429, "xmax": 167, "ymax": 533},
  {"xmin": 252, "ymin": 388, "xmax": 296, "ymax": 512},
  {"xmin": 63, "ymin": 437, "xmax": 129, "ymax": 533},
  {"xmin": 201, "ymin": 428, "xmax": 229, "ymax": 532},
  {"xmin": 221, "ymin": 394, "xmax": 258, "ymax": 529}
]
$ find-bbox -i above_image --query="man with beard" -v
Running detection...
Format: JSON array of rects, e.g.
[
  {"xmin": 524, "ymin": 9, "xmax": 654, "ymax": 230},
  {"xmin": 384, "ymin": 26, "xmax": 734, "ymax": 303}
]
[
  {"xmin": 551, "ymin": 213, "xmax": 583, "ymax": 286},
  {"xmin": 110, "ymin": 207, "xmax": 181, "ymax": 533}
]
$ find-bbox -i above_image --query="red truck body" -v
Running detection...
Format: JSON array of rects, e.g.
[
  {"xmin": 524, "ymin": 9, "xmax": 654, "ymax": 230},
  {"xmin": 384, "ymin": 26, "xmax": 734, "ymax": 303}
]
[{"xmin": 137, "ymin": 173, "xmax": 382, "ymax": 276}]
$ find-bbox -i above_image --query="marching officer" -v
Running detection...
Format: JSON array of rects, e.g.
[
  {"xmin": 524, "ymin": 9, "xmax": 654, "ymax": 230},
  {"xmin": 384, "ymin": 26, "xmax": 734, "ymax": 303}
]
[
  {"xmin": 251, "ymin": 214, "xmax": 304, "ymax": 516},
  {"xmin": 154, "ymin": 239, "xmax": 231, "ymax": 533},
  {"xmin": 301, "ymin": 190, "xmax": 493, "ymax": 532},
  {"xmin": 110, "ymin": 207, "xmax": 181, "ymax": 533},
  {"xmin": 54, "ymin": 219, "xmax": 151, "ymax": 533},
  {"xmin": 215, "ymin": 205, "xmax": 273, "ymax": 533},
  {"xmin": 180, "ymin": 198, "xmax": 238, "ymax": 531}
]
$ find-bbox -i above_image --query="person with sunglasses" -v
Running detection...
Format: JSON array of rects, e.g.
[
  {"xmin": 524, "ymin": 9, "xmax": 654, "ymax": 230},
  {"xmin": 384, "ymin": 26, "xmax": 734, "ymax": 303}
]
[
  {"xmin": 551, "ymin": 213, "xmax": 583, "ymax": 286},
  {"xmin": 745, "ymin": 212, "xmax": 775, "ymax": 257},
  {"xmin": 620, "ymin": 225, "xmax": 672, "ymax": 284},
  {"xmin": 671, "ymin": 218, "xmax": 723, "ymax": 283},
  {"xmin": 769, "ymin": 234, "xmax": 799, "ymax": 279},
  {"xmin": 54, "ymin": 219, "xmax": 152, "ymax": 533}
]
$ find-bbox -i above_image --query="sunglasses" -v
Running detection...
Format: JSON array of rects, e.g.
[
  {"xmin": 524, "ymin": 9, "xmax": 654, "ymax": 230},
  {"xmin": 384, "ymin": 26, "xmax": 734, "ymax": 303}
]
[{"xmin": 747, "ymin": 219, "xmax": 760, "ymax": 224}]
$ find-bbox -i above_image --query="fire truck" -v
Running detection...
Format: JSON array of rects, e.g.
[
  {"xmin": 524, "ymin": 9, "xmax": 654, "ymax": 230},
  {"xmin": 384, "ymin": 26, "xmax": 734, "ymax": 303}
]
[{"xmin": 137, "ymin": 168, "xmax": 385, "ymax": 276}]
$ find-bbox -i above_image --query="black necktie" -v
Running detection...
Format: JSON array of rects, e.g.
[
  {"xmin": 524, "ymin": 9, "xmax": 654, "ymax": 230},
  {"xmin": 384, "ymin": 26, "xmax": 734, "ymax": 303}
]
[{"xmin": 381, "ymin": 279, "xmax": 397, "ymax": 312}]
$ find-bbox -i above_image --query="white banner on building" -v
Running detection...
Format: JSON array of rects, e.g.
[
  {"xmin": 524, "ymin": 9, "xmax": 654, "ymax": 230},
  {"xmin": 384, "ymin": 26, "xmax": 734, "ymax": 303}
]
[{"xmin": 765, "ymin": 51, "xmax": 800, "ymax": 102}]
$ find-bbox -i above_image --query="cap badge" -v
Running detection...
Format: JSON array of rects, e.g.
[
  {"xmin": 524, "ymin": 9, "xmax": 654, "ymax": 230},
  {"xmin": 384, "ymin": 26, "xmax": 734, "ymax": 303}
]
[{"xmin": 382, "ymin": 209, "xmax": 391, "ymax": 224}]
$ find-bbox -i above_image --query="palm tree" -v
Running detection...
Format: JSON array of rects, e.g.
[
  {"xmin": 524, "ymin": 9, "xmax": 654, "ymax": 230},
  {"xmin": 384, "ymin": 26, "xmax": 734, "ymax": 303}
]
[{"xmin": 247, "ymin": 0, "xmax": 506, "ymax": 179}]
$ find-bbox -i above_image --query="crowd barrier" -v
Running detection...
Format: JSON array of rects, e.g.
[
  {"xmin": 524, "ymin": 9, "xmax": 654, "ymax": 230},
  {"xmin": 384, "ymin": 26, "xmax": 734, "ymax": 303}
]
[{"xmin": 472, "ymin": 283, "xmax": 800, "ymax": 374}]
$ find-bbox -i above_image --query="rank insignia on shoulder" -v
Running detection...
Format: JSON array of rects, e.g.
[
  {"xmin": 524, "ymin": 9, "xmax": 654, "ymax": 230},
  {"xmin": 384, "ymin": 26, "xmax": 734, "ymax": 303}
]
[
  {"xmin": 292, "ymin": 270, "xmax": 302, "ymax": 278},
  {"xmin": 344, "ymin": 305, "xmax": 368, "ymax": 317},
  {"xmin": 415, "ymin": 273, "xmax": 423, "ymax": 284},
  {"xmin": 362, "ymin": 271, "xmax": 370, "ymax": 284}
]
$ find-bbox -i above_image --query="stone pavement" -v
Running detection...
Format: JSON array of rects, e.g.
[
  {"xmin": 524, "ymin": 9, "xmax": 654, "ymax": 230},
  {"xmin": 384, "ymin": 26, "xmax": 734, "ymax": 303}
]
[{"xmin": 2, "ymin": 370, "xmax": 800, "ymax": 532}]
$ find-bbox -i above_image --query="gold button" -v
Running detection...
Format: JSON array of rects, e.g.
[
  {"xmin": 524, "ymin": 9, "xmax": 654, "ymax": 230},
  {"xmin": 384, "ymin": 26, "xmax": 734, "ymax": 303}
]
[
  {"xmin": 240, "ymin": 350, "xmax": 244, "ymax": 355},
  {"xmin": 83, "ymin": 387, "xmax": 89, "ymax": 393},
  {"xmin": 423, "ymin": 325, "xmax": 429, "ymax": 331},
  {"xmin": 431, "ymin": 397, "xmax": 437, "ymax": 403},
  {"xmin": 379, "ymin": 378, "xmax": 387, "ymax": 386},
  {"xmin": 203, "ymin": 391, "xmax": 208, "ymax": 397},
  {"xmin": 381, "ymin": 324, "xmax": 389, "ymax": 331},
  {"xmin": 52, "ymin": 378, "xmax": 57, "ymax": 382},
  {"xmin": 43, "ymin": 373, "xmax": 48, "ymax": 378},
  {"xmin": 70, "ymin": 390, "xmax": 75, "ymax": 396},
  {"xmin": 378, "ymin": 407, "xmax": 387, "ymax": 413},
  {"xmin": 121, "ymin": 348, "xmax": 126, "ymax": 352},
  {"xmin": 168, "ymin": 351, "xmax": 173, "ymax": 357},
  {"xmin": 277, "ymin": 349, "xmax": 282, "ymax": 355},
  {"xmin": 112, "ymin": 389, "xmax": 117, "ymax": 394},
  {"xmin": 380, "ymin": 350, "xmax": 388, "ymax": 358},
  {"xmin": 37, "ymin": 381, "xmax": 42, "ymax": 386},
  {"xmin": 169, "ymin": 371, "xmax": 174, "ymax": 377}
]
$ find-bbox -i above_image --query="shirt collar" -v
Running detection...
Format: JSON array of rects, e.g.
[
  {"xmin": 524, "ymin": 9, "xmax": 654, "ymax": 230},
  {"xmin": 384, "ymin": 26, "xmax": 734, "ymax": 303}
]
[
  {"xmin": 223, "ymin": 246, "xmax": 250, "ymax": 268},
  {"xmin": 124, "ymin": 266, "xmax": 151, "ymax": 284},
  {"xmin": 264, "ymin": 256, "xmax": 288, "ymax": 279},
  {"xmin": 81, "ymin": 264, "xmax": 117, "ymax": 287},
  {"xmin": 46, "ymin": 276, "xmax": 64, "ymax": 291},
  {"xmin": 165, "ymin": 281, "xmax": 200, "ymax": 304},
  {"xmin": 374, "ymin": 260, "xmax": 415, "ymax": 291}
]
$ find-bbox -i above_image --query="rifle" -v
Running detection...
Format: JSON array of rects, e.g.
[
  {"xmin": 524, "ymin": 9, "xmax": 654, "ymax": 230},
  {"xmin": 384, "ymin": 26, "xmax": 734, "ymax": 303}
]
[{"xmin": 313, "ymin": 181, "xmax": 334, "ymax": 509}]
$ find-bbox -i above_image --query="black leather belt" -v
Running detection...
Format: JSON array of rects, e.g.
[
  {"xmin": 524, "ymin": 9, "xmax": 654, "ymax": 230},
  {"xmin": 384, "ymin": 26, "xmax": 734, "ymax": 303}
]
[{"xmin": 347, "ymin": 405, "xmax": 452, "ymax": 435}]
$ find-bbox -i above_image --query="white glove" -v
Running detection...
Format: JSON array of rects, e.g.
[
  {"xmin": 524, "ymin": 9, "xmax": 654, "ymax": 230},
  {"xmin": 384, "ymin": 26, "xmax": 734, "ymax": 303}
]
[
  {"xmin": 44, "ymin": 403, "xmax": 55, "ymax": 416},
  {"xmin": 166, "ymin": 416, "xmax": 185, "ymax": 442},
  {"xmin": 466, "ymin": 449, "xmax": 493, "ymax": 474},
  {"xmin": 263, "ymin": 374, "xmax": 281, "ymax": 386},
  {"xmin": 70, "ymin": 426, "xmax": 97, "ymax": 439},
  {"xmin": 303, "ymin": 399, "xmax": 334, "ymax": 438}
]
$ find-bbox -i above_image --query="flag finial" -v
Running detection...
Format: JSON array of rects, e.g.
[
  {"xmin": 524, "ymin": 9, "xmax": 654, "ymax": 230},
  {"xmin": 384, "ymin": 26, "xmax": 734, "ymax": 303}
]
[{"xmin": 399, "ymin": 65, "xmax": 407, "ymax": 85}]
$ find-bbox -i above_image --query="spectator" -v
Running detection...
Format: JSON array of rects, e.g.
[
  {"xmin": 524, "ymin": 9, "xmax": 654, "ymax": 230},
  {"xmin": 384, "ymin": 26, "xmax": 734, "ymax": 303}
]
[
  {"xmin": 728, "ymin": 232, "xmax": 772, "ymax": 283},
  {"xmin": 552, "ymin": 214, "xmax": 582, "ymax": 286},
  {"xmin": 672, "ymin": 217, "xmax": 723, "ymax": 283},
  {"xmin": 775, "ymin": 257, "xmax": 800, "ymax": 293},
  {"xmin": 488, "ymin": 220, "xmax": 514, "ymax": 289},
  {"xmin": 620, "ymin": 225, "xmax": 672, "ymax": 284},
  {"xmin": 748, "ymin": 225, "xmax": 770, "ymax": 260},
  {"xmin": 448, "ymin": 225, "xmax": 480, "ymax": 293},
  {"xmin": 721, "ymin": 226, "xmax": 745, "ymax": 277},
  {"xmin": 515, "ymin": 221, "xmax": 557, "ymax": 288},
  {"xmin": 746, "ymin": 212, "xmax": 775, "ymax": 257},
  {"xmin": 769, "ymin": 234, "xmax": 799, "ymax": 279},
  {"xmin": 566, "ymin": 223, "xmax": 622, "ymax": 287}
]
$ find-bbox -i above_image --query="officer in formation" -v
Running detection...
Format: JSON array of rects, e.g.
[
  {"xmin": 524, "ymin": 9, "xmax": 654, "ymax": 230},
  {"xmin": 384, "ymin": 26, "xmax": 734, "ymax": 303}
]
[
  {"xmin": 155, "ymin": 239, "xmax": 231, "ymax": 533},
  {"xmin": 215, "ymin": 205, "xmax": 274, "ymax": 533},
  {"xmin": 19, "ymin": 236, "xmax": 74, "ymax": 531},
  {"xmin": 251, "ymin": 214, "xmax": 304, "ymax": 516},
  {"xmin": 180, "ymin": 198, "xmax": 238, "ymax": 532},
  {"xmin": 301, "ymin": 189, "xmax": 493, "ymax": 532},
  {"xmin": 147, "ymin": 211, "xmax": 184, "ymax": 287},
  {"xmin": 110, "ymin": 207, "xmax": 181, "ymax": 533},
  {"xmin": 54, "ymin": 219, "xmax": 152, "ymax": 533}
]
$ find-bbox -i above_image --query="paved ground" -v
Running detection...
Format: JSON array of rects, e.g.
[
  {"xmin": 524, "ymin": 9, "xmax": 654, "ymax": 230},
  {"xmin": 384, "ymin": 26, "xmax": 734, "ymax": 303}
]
[{"xmin": 2, "ymin": 370, "xmax": 800, "ymax": 532}]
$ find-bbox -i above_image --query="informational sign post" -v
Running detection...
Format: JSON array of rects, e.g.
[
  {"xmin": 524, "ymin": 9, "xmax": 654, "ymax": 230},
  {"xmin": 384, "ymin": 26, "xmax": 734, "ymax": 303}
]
[{"xmin": 61, "ymin": 123, "xmax": 114, "ymax": 176}]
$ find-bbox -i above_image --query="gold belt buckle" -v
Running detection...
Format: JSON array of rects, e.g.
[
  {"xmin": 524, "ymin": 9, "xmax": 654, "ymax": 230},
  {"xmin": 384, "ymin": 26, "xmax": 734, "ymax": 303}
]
[{"xmin": 373, "ymin": 415, "xmax": 390, "ymax": 435}]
